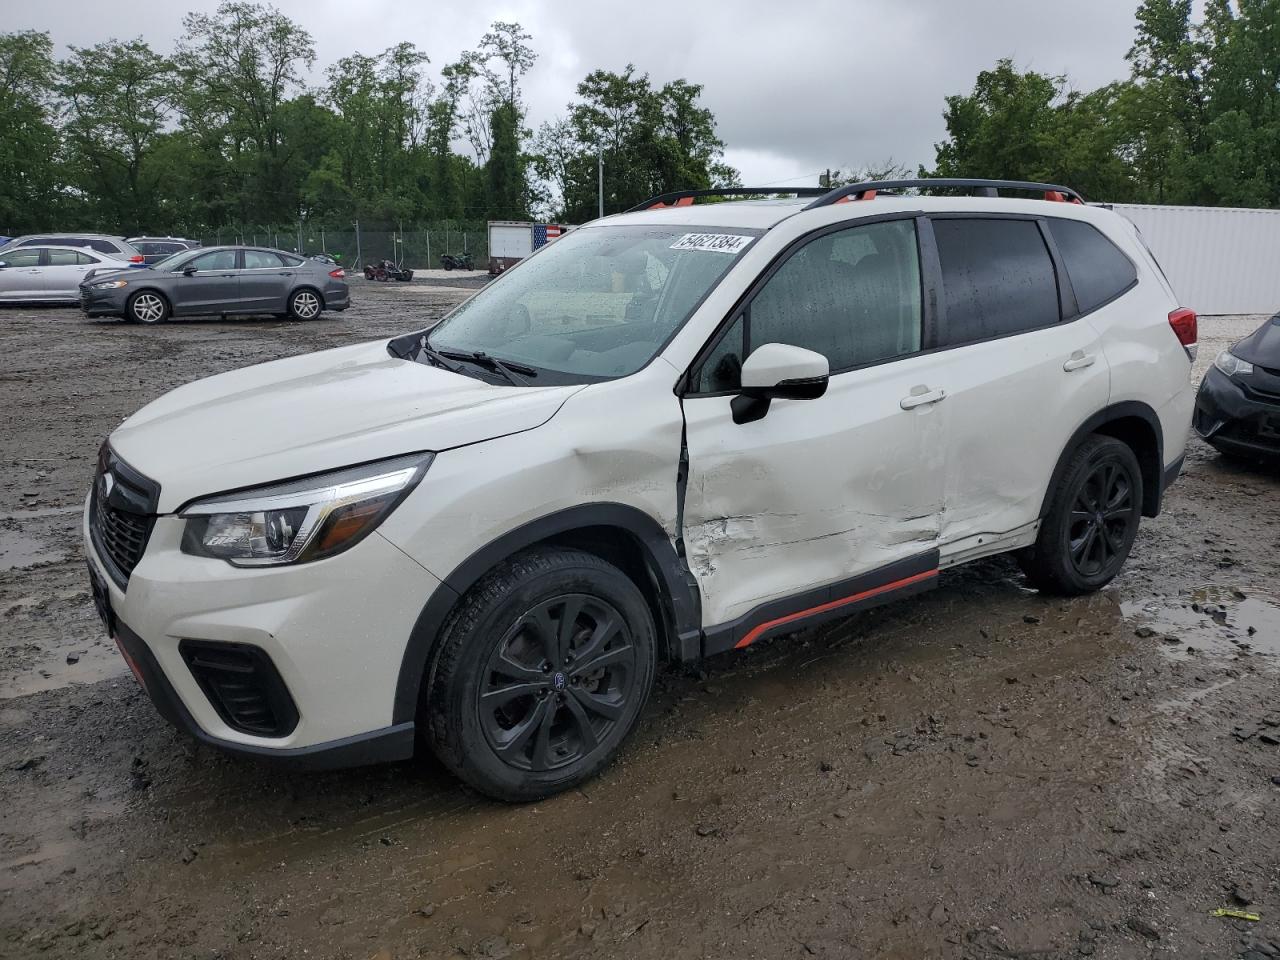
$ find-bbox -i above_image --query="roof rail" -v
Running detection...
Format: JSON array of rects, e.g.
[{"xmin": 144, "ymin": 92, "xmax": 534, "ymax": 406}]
[
  {"xmin": 804, "ymin": 178, "xmax": 1086, "ymax": 209},
  {"xmin": 626, "ymin": 187, "xmax": 830, "ymax": 213}
]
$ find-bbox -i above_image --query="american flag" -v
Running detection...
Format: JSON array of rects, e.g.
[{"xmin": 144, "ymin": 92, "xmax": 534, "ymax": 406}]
[{"xmin": 532, "ymin": 224, "xmax": 562, "ymax": 249}]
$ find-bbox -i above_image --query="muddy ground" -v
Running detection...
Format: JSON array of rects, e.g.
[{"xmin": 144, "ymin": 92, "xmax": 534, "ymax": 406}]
[{"xmin": 0, "ymin": 286, "xmax": 1277, "ymax": 960}]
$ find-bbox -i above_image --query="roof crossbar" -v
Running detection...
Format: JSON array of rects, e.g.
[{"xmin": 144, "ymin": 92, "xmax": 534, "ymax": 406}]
[
  {"xmin": 805, "ymin": 178, "xmax": 1086, "ymax": 208},
  {"xmin": 626, "ymin": 187, "xmax": 830, "ymax": 213}
]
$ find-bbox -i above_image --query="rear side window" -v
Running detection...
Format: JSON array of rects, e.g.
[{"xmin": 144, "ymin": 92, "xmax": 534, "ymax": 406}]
[
  {"xmin": 934, "ymin": 218, "xmax": 1060, "ymax": 346},
  {"xmin": 244, "ymin": 250, "xmax": 285, "ymax": 269},
  {"xmin": 48, "ymin": 249, "xmax": 94, "ymax": 265},
  {"xmin": 1046, "ymin": 218, "xmax": 1136, "ymax": 314},
  {"xmin": 281, "ymin": 254, "xmax": 304, "ymax": 266},
  {"xmin": 85, "ymin": 239, "xmax": 120, "ymax": 254}
]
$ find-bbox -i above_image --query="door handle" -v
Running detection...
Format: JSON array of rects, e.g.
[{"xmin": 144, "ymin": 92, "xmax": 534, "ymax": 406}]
[
  {"xmin": 900, "ymin": 386, "xmax": 946, "ymax": 410},
  {"xmin": 1063, "ymin": 351, "xmax": 1097, "ymax": 372}
]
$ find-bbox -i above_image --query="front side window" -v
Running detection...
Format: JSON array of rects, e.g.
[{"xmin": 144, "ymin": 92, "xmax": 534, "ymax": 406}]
[
  {"xmin": 934, "ymin": 218, "xmax": 1060, "ymax": 346},
  {"xmin": 0, "ymin": 249, "xmax": 41, "ymax": 267},
  {"xmin": 425, "ymin": 224, "xmax": 758, "ymax": 383},
  {"xmin": 749, "ymin": 218, "xmax": 923, "ymax": 374},
  {"xmin": 190, "ymin": 250, "xmax": 238, "ymax": 271},
  {"xmin": 243, "ymin": 250, "xmax": 285, "ymax": 269},
  {"xmin": 1046, "ymin": 218, "xmax": 1136, "ymax": 314}
]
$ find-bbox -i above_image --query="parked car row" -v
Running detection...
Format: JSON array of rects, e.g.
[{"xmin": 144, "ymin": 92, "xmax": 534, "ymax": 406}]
[{"xmin": 0, "ymin": 232, "xmax": 349, "ymax": 322}]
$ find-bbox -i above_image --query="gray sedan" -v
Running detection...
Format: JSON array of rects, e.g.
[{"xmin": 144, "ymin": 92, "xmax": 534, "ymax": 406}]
[
  {"xmin": 79, "ymin": 246, "xmax": 351, "ymax": 324},
  {"xmin": 0, "ymin": 245, "xmax": 133, "ymax": 303}
]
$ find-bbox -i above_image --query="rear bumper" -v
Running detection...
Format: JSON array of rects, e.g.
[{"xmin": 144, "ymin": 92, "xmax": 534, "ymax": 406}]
[
  {"xmin": 1195, "ymin": 366, "xmax": 1280, "ymax": 457},
  {"xmin": 322, "ymin": 282, "xmax": 350, "ymax": 309}
]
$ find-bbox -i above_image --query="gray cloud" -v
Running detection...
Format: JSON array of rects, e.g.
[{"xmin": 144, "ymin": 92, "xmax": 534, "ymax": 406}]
[{"xmin": 22, "ymin": 0, "xmax": 1140, "ymax": 185}]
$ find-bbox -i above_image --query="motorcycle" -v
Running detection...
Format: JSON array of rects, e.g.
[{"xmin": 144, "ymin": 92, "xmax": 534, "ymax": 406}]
[
  {"xmin": 362, "ymin": 259, "xmax": 414, "ymax": 282},
  {"xmin": 440, "ymin": 252, "xmax": 474, "ymax": 271}
]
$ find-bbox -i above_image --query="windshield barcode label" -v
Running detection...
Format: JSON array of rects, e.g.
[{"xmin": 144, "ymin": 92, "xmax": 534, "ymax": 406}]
[{"xmin": 670, "ymin": 233, "xmax": 752, "ymax": 255}]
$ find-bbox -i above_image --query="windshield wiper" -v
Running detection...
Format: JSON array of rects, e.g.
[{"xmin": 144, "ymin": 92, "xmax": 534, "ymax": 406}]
[
  {"xmin": 438, "ymin": 349, "xmax": 535, "ymax": 387},
  {"xmin": 414, "ymin": 336, "xmax": 464, "ymax": 373}
]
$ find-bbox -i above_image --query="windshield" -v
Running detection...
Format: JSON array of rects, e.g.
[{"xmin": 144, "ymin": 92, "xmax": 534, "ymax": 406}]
[
  {"xmin": 152, "ymin": 248, "xmax": 205, "ymax": 271},
  {"xmin": 423, "ymin": 224, "xmax": 759, "ymax": 383}
]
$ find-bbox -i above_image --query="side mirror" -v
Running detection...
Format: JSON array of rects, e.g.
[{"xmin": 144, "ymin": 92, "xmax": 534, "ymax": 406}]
[
  {"xmin": 731, "ymin": 342, "xmax": 830, "ymax": 425},
  {"xmin": 182, "ymin": 264, "xmax": 198, "ymax": 276}
]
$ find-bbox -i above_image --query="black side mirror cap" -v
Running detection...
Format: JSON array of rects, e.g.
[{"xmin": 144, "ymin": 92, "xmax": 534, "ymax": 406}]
[
  {"xmin": 182, "ymin": 264, "xmax": 198, "ymax": 276},
  {"xmin": 731, "ymin": 375, "xmax": 829, "ymax": 424}
]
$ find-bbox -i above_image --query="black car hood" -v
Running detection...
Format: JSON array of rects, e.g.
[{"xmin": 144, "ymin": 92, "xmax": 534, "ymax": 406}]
[{"xmin": 1233, "ymin": 313, "xmax": 1280, "ymax": 369}]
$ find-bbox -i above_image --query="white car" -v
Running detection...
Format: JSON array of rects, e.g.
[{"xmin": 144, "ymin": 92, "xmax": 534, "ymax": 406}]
[
  {"xmin": 84, "ymin": 179, "xmax": 1197, "ymax": 801},
  {"xmin": 0, "ymin": 244, "xmax": 135, "ymax": 303}
]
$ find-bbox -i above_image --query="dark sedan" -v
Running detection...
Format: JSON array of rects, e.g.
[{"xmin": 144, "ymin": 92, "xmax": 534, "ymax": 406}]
[
  {"xmin": 79, "ymin": 245, "xmax": 350, "ymax": 324},
  {"xmin": 1195, "ymin": 313, "xmax": 1280, "ymax": 461}
]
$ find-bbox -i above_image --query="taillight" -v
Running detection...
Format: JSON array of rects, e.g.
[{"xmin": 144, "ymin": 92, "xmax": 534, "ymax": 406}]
[
  {"xmin": 129, "ymin": 255, "xmax": 145, "ymax": 263},
  {"xmin": 328, "ymin": 268, "xmax": 345, "ymax": 279},
  {"xmin": 1168, "ymin": 308, "xmax": 1197, "ymax": 359}
]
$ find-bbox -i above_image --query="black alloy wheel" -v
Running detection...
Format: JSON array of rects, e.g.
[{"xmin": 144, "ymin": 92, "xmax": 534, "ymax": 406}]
[
  {"xmin": 478, "ymin": 594, "xmax": 638, "ymax": 772},
  {"xmin": 1067, "ymin": 459, "xmax": 1136, "ymax": 577},
  {"xmin": 425, "ymin": 547, "xmax": 656, "ymax": 802},
  {"xmin": 1020, "ymin": 434, "xmax": 1143, "ymax": 595}
]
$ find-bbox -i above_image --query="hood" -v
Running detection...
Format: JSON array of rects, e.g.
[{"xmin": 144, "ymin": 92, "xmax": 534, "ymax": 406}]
[
  {"xmin": 110, "ymin": 340, "xmax": 584, "ymax": 512},
  {"xmin": 83, "ymin": 264, "xmax": 142, "ymax": 284},
  {"xmin": 1231, "ymin": 313, "xmax": 1280, "ymax": 369}
]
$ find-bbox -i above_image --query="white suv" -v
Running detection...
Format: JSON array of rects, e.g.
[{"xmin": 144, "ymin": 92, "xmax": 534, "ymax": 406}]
[{"xmin": 85, "ymin": 179, "xmax": 1197, "ymax": 801}]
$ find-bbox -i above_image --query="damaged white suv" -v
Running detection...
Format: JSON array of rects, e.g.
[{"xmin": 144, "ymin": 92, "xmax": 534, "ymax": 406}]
[{"xmin": 85, "ymin": 179, "xmax": 1197, "ymax": 801}]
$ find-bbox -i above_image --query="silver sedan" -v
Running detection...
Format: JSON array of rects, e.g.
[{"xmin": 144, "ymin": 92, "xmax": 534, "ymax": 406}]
[{"xmin": 0, "ymin": 245, "xmax": 130, "ymax": 303}]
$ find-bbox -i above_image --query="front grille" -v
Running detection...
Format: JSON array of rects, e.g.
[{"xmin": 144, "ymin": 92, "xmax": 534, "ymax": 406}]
[
  {"xmin": 180, "ymin": 640, "xmax": 299, "ymax": 737},
  {"xmin": 89, "ymin": 445, "xmax": 160, "ymax": 589},
  {"xmin": 92, "ymin": 490, "xmax": 150, "ymax": 575}
]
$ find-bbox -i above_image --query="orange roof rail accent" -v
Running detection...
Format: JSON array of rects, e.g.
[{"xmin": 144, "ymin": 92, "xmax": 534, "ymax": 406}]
[{"xmin": 674, "ymin": 196, "xmax": 695, "ymax": 207}]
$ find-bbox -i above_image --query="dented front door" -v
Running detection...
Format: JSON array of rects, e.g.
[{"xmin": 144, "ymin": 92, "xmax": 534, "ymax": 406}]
[{"xmin": 681, "ymin": 351, "xmax": 949, "ymax": 629}]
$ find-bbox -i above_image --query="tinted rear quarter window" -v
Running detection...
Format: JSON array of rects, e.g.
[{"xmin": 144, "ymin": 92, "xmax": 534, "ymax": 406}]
[
  {"xmin": 934, "ymin": 218, "xmax": 1060, "ymax": 346},
  {"xmin": 1046, "ymin": 218, "xmax": 1137, "ymax": 314}
]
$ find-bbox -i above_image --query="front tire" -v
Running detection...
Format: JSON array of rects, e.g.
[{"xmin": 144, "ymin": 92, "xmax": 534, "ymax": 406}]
[
  {"xmin": 287, "ymin": 288, "xmax": 322, "ymax": 320},
  {"xmin": 126, "ymin": 291, "xmax": 169, "ymax": 325},
  {"xmin": 425, "ymin": 548, "xmax": 656, "ymax": 802},
  {"xmin": 1020, "ymin": 435, "xmax": 1143, "ymax": 595}
]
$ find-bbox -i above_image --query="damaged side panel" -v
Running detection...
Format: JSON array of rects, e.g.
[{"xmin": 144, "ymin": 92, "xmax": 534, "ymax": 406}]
[{"xmin": 681, "ymin": 352, "xmax": 952, "ymax": 629}]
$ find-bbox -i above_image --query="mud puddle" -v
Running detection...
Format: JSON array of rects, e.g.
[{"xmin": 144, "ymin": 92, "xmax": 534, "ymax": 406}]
[
  {"xmin": 0, "ymin": 530, "xmax": 60, "ymax": 572},
  {"xmin": 1122, "ymin": 585, "xmax": 1280, "ymax": 659}
]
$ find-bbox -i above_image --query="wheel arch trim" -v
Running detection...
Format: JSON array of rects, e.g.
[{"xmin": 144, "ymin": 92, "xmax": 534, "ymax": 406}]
[
  {"xmin": 1040, "ymin": 400, "xmax": 1166, "ymax": 519},
  {"xmin": 391, "ymin": 502, "xmax": 700, "ymax": 725}
]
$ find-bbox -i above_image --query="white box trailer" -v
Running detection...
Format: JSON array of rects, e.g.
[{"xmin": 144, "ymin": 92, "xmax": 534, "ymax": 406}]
[
  {"xmin": 1108, "ymin": 202, "xmax": 1280, "ymax": 315},
  {"xmin": 487, "ymin": 221, "xmax": 569, "ymax": 275}
]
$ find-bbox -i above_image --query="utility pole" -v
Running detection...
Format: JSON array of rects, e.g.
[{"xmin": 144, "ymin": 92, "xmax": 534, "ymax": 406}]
[
  {"xmin": 353, "ymin": 219, "xmax": 361, "ymax": 268},
  {"xmin": 598, "ymin": 146, "xmax": 604, "ymax": 219}
]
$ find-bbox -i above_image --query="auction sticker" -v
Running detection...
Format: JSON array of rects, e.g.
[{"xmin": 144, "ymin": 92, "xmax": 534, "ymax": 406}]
[{"xmin": 670, "ymin": 233, "xmax": 753, "ymax": 255}]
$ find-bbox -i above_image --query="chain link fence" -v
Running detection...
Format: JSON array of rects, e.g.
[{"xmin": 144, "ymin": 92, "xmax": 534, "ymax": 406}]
[{"xmin": 198, "ymin": 220, "xmax": 490, "ymax": 269}]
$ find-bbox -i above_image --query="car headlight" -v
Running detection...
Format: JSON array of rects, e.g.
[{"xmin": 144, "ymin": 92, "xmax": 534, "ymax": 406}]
[
  {"xmin": 179, "ymin": 453, "xmax": 432, "ymax": 566},
  {"xmin": 92, "ymin": 279, "xmax": 129, "ymax": 289},
  {"xmin": 1214, "ymin": 350, "xmax": 1254, "ymax": 378}
]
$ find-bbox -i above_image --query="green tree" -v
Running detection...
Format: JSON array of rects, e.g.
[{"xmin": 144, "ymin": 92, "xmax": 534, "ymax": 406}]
[
  {"xmin": 58, "ymin": 39, "xmax": 177, "ymax": 231},
  {"xmin": 176, "ymin": 1, "xmax": 316, "ymax": 223},
  {"xmin": 557, "ymin": 65, "xmax": 736, "ymax": 221},
  {"xmin": 0, "ymin": 31, "xmax": 62, "ymax": 232}
]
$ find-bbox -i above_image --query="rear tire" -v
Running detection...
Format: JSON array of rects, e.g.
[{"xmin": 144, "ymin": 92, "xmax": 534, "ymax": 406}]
[
  {"xmin": 287, "ymin": 288, "xmax": 322, "ymax": 320},
  {"xmin": 126, "ymin": 291, "xmax": 169, "ymax": 325},
  {"xmin": 1020, "ymin": 435, "xmax": 1143, "ymax": 595},
  {"xmin": 425, "ymin": 548, "xmax": 656, "ymax": 802}
]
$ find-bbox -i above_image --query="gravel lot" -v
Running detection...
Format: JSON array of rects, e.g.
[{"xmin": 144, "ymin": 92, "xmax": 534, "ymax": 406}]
[{"xmin": 1, "ymin": 288, "xmax": 1278, "ymax": 960}]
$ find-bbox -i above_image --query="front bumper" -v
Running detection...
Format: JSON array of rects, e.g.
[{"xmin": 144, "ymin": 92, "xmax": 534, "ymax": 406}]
[
  {"xmin": 79, "ymin": 284, "xmax": 128, "ymax": 317},
  {"xmin": 1194, "ymin": 366, "xmax": 1280, "ymax": 458},
  {"xmin": 84, "ymin": 500, "xmax": 442, "ymax": 766}
]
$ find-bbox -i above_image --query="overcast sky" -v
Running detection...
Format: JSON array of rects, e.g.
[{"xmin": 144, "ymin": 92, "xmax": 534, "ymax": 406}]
[{"xmin": 21, "ymin": 0, "xmax": 1148, "ymax": 186}]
